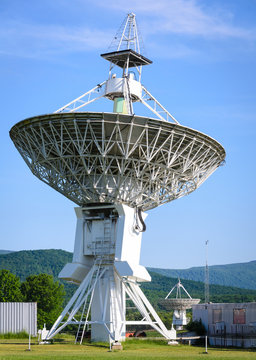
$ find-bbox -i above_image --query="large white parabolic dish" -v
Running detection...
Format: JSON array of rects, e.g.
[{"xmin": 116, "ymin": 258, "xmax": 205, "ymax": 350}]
[
  {"xmin": 9, "ymin": 13, "xmax": 226, "ymax": 343},
  {"xmin": 10, "ymin": 112, "xmax": 225, "ymax": 211}
]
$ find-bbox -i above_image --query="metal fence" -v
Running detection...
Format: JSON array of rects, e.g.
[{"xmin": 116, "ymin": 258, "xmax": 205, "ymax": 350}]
[{"xmin": 0, "ymin": 302, "xmax": 37, "ymax": 336}]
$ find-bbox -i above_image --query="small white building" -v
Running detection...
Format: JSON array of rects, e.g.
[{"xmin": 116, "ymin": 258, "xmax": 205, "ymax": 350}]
[
  {"xmin": 0, "ymin": 302, "xmax": 37, "ymax": 336},
  {"xmin": 193, "ymin": 302, "xmax": 256, "ymax": 348}
]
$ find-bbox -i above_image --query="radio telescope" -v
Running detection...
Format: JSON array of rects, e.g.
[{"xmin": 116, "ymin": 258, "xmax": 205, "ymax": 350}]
[
  {"xmin": 159, "ymin": 279, "xmax": 200, "ymax": 330},
  {"xmin": 10, "ymin": 13, "xmax": 225, "ymax": 343}
]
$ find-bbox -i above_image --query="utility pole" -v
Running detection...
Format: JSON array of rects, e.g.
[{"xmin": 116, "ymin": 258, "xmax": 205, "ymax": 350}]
[{"xmin": 205, "ymin": 240, "xmax": 209, "ymax": 303}]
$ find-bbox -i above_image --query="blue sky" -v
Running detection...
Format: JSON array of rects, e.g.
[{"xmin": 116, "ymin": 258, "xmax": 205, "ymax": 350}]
[{"xmin": 1, "ymin": 0, "xmax": 256, "ymax": 269}]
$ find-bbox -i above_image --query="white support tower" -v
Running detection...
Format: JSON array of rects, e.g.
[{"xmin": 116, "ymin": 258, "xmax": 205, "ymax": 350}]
[
  {"xmin": 46, "ymin": 204, "xmax": 173, "ymax": 342},
  {"xmin": 10, "ymin": 13, "xmax": 225, "ymax": 344}
]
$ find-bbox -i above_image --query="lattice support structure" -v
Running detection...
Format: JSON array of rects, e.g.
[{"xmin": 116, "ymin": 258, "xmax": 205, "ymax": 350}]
[
  {"xmin": 54, "ymin": 82, "xmax": 106, "ymax": 113},
  {"xmin": 10, "ymin": 113, "xmax": 225, "ymax": 212}
]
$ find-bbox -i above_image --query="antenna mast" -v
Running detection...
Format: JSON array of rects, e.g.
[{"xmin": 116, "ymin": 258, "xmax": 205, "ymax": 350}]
[{"xmin": 205, "ymin": 240, "xmax": 209, "ymax": 303}]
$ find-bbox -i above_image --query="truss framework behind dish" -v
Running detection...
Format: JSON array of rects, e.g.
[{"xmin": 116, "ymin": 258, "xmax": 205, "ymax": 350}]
[{"xmin": 10, "ymin": 113, "xmax": 225, "ymax": 211}]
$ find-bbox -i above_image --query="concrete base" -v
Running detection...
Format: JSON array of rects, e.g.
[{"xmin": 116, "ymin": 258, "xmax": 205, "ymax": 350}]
[
  {"xmin": 168, "ymin": 341, "xmax": 179, "ymax": 345},
  {"xmin": 112, "ymin": 341, "xmax": 123, "ymax": 350}
]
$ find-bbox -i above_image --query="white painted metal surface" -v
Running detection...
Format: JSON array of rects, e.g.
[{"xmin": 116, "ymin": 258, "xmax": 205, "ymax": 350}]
[
  {"xmin": 47, "ymin": 204, "xmax": 173, "ymax": 342},
  {"xmin": 105, "ymin": 77, "xmax": 142, "ymax": 101},
  {"xmin": 59, "ymin": 205, "xmax": 149, "ymax": 284},
  {"xmin": 0, "ymin": 302, "xmax": 37, "ymax": 336}
]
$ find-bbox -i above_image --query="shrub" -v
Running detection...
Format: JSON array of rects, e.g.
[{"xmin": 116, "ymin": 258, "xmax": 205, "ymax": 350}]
[{"xmin": 186, "ymin": 319, "xmax": 206, "ymax": 335}]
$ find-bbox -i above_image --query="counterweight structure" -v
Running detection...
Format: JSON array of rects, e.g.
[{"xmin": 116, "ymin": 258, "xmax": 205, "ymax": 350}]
[{"xmin": 10, "ymin": 13, "xmax": 225, "ymax": 343}]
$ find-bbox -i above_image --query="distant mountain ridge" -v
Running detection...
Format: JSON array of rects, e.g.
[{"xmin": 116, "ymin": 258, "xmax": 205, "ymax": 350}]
[
  {"xmin": 1, "ymin": 249, "xmax": 255, "ymax": 289},
  {"xmin": 149, "ymin": 260, "xmax": 256, "ymax": 290},
  {"xmin": 0, "ymin": 250, "xmax": 15, "ymax": 255},
  {"xmin": 0, "ymin": 250, "xmax": 256, "ymax": 305}
]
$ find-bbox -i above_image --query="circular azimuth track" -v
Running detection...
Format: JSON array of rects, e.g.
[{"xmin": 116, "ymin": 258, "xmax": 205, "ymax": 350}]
[{"xmin": 10, "ymin": 112, "xmax": 225, "ymax": 211}]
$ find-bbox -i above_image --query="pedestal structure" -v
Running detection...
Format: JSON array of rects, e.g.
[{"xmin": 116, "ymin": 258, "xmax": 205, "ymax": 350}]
[
  {"xmin": 173, "ymin": 310, "xmax": 188, "ymax": 330},
  {"xmin": 46, "ymin": 204, "xmax": 173, "ymax": 342}
]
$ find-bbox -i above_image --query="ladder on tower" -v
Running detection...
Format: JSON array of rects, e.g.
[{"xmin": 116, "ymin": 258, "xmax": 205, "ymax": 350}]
[{"xmin": 75, "ymin": 218, "xmax": 115, "ymax": 343}]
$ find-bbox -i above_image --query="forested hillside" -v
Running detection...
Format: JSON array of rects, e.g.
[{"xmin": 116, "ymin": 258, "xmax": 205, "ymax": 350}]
[
  {"xmin": 142, "ymin": 272, "xmax": 256, "ymax": 309},
  {"xmin": 0, "ymin": 250, "xmax": 76, "ymax": 304},
  {"xmin": 149, "ymin": 260, "xmax": 256, "ymax": 290},
  {"xmin": 1, "ymin": 249, "xmax": 256, "ymax": 306},
  {"xmin": 0, "ymin": 250, "xmax": 15, "ymax": 255},
  {"xmin": 0, "ymin": 249, "xmax": 72, "ymax": 281}
]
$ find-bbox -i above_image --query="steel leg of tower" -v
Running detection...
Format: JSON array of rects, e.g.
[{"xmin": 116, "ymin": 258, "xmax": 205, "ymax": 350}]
[
  {"xmin": 46, "ymin": 264, "xmax": 175, "ymax": 342},
  {"xmin": 46, "ymin": 265, "xmax": 125, "ymax": 342},
  {"xmin": 124, "ymin": 281, "xmax": 174, "ymax": 339},
  {"xmin": 90, "ymin": 266, "xmax": 126, "ymax": 342},
  {"xmin": 46, "ymin": 265, "xmax": 101, "ymax": 339}
]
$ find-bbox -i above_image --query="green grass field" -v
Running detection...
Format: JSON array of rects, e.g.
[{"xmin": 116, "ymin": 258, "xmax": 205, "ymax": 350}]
[{"xmin": 0, "ymin": 338, "xmax": 255, "ymax": 360}]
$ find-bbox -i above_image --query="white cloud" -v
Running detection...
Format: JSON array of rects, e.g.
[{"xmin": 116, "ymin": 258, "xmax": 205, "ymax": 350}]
[
  {"xmin": 96, "ymin": 0, "xmax": 256, "ymax": 40},
  {"xmin": 0, "ymin": 0, "xmax": 255, "ymax": 61},
  {"xmin": 149, "ymin": 41, "xmax": 200, "ymax": 59},
  {"xmin": 0, "ymin": 21, "xmax": 113, "ymax": 59}
]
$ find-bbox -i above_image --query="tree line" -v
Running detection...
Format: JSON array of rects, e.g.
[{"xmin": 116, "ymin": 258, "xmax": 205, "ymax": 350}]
[{"xmin": 0, "ymin": 270, "xmax": 65, "ymax": 328}]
